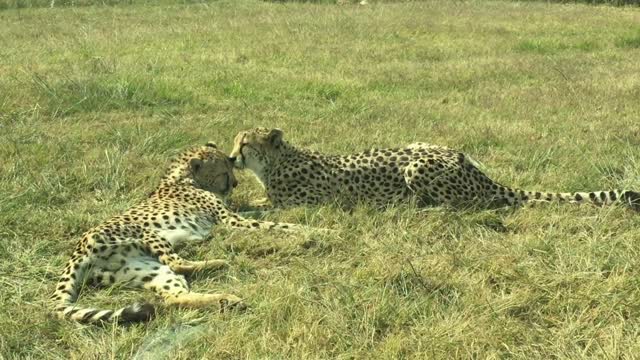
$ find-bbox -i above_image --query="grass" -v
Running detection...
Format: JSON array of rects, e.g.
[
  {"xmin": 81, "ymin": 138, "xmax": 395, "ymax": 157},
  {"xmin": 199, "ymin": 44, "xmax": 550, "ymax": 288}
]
[
  {"xmin": 616, "ymin": 29, "xmax": 640, "ymax": 48},
  {"xmin": 1, "ymin": 0, "xmax": 640, "ymax": 358},
  {"xmin": 517, "ymin": 0, "xmax": 640, "ymax": 5}
]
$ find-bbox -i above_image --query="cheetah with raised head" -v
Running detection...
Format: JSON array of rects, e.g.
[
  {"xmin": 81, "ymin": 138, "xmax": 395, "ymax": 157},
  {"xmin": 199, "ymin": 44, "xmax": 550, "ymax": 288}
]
[
  {"xmin": 228, "ymin": 127, "xmax": 640, "ymax": 210},
  {"xmin": 53, "ymin": 142, "xmax": 303, "ymax": 324}
]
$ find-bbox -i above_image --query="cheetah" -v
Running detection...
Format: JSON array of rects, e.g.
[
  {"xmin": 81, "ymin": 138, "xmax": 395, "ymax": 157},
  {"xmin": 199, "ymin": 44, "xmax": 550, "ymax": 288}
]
[
  {"xmin": 53, "ymin": 142, "xmax": 303, "ymax": 324},
  {"xmin": 228, "ymin": 127, "xmax": 640, "ymax": 211}
]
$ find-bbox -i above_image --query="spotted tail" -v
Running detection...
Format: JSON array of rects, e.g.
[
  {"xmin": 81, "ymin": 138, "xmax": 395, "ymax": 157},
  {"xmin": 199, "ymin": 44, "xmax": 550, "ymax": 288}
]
[
  {"xmin": 52, "ymin": 259, "xmax": 155, "ymax": 324},
  {"xmin": 494, "ymin": 187, "xmax": 640, "ymax": 210}
]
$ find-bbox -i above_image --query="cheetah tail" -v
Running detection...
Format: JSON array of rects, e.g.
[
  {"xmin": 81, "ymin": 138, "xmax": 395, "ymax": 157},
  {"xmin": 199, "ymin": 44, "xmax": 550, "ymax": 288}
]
[
  {"xmin": 52, "ymin": 260, "xmax": 155, "ymax": 324},
  {"xmin": 54, "ymin": 302, "xmax": 155, "ymax": 324},
  {"xmin": 504, "ymin": 187, "xmax": 640, "ymax": 210}
]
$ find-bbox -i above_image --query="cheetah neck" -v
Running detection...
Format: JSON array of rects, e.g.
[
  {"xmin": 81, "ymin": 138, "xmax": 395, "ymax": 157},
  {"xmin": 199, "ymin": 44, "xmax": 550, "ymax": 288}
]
[
  {"xmin": 155, "ymin": 162, "xmax": 196, "ymax": 192},
  {"xmin": 252, "ymin": 142, "xmax": 300, "ymax": 185},
  {"xmin": 268, "ymin": 142, "xmax": 314, "ymax": 168},
  {"xmin": 261, "ymin": 142, "xmax": 336, "ymax": 182}
]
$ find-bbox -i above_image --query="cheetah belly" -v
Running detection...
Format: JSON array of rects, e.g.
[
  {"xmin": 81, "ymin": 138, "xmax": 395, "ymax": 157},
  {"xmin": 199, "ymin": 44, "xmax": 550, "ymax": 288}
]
[
  {"xmin": 157, "ymin": 223, "xmax": 211, "ymax": 246},
  {"xmin": 93, "ymin": 246, "xmax": 147, "ymax": 272},
  {"xmin": 340, "ymin": 166, "xmax": 408, "ymax": 203}
]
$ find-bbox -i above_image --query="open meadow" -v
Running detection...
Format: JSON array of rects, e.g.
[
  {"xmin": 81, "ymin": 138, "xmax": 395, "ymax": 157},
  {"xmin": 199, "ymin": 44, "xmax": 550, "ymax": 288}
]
[{"xmin": 1, "ymin": 0, "xmax": 640, "ymax": 358}]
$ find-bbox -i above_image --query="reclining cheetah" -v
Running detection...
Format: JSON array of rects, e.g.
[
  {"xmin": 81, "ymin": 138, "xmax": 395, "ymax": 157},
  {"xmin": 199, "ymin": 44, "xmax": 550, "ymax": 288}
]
[
  {"xmin": 52, "ymin": 142, "xmax": 303, "ymax": 324},
  {"xmin": 229, "ymin": 127, "xmax": 640, "ymax": 210}
]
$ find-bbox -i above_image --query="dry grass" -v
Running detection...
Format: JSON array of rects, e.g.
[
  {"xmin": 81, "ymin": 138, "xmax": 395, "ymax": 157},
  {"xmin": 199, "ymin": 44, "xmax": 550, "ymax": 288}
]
[{"xmin": 1, "ymin": 0, "xmax": 640, "ymax": 358}]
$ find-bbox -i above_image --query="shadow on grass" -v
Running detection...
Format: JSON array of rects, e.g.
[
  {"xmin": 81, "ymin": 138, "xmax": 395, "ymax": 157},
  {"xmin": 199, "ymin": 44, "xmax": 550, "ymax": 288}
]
[{"xmin": 133, "ymin": 324, "xmax": 207, "ymax": 360}]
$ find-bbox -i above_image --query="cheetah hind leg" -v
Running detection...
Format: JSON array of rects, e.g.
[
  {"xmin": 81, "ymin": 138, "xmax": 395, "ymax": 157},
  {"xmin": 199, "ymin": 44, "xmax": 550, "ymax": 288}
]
[
  {"xmin": 140, "ymin": 231, "xmax": 228, "ymax": 274},
  {"xmin": 88, "ymin": 268, "xmax": 118, "ymax": 288},
  {"xmin": 165, "ymin": 293, "xmax": 246, "ymax": 312},
  {"xmin": 402, "ymin": 166, "xmax": 456, "ymax": 207},
  {"xmin": 119, "ymin": 258, "xmax": 246, "ymax": 313},
  {"xmin": 149, "ymin": 272, "xmax": 246, "ymax": 313},
  {"xmin": 403, "ymin": 160, "xmax": 517, "ymax": 210},
  {"xmin": 157, "ymin": 253, "xmax": 228, "ymax": 275},
  {"xmin": 174, "ymin": 259, "xmax": 229, "ymax": 273}
]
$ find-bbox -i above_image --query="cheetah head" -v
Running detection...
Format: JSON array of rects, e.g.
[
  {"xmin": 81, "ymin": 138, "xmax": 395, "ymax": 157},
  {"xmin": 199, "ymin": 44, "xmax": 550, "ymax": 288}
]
[
  {"xmin": 188, "ymin": 142, "xmax": 238, "ymax": 196},
  {"xmin": 228, "ymin": 128, "xmax": 283, "ymax": 175}
]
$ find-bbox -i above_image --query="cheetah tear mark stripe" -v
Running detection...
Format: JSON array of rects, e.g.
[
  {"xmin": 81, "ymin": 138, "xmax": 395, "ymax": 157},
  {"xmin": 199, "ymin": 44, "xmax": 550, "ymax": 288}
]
[{"xmin": 495, "ymin": 187, "xmax": 640, "ymax": 210}]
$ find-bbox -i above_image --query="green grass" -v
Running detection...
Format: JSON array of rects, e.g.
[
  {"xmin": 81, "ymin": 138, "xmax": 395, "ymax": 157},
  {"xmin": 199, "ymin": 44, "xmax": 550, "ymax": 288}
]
[
  {"xmin": 2, "ymin": 0, "xmax": 640, "ymax": 358},
  {"xmin": 519, "ymin": 0, "xmax": 640, "ymax": 5},
  {"xmin": 616, "ymin": 29, "xmax": 640, "ymax": 48}
]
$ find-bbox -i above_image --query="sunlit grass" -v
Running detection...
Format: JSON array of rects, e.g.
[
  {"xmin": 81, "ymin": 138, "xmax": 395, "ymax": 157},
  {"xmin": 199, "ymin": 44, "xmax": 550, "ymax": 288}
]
[{"xmin": 1, "ymin": 0, "xmax": 640, "ymax": 358}]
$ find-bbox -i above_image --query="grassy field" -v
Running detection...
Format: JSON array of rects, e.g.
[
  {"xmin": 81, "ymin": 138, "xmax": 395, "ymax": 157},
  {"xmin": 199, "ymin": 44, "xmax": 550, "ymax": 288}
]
[{"xmin": 2, "ymin": 0, "xmax": 640, "ymax": 358}]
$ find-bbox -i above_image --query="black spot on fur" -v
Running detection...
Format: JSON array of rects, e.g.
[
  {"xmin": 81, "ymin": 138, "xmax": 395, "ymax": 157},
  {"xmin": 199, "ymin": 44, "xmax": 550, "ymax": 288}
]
[
  {"xmin": 622, "ymin": 191, "xmax": 640, "ymax": 211},
  {"xmin": 119, "ymin": 303, "xmax": 155, "ymax": 323},
  {"xmin": 97, "ymin": 310, "xmax": 114, "ymax": 322},
  {"xmin": 81, "ymin": 310, "xmax": 99, "ymax": 321}
]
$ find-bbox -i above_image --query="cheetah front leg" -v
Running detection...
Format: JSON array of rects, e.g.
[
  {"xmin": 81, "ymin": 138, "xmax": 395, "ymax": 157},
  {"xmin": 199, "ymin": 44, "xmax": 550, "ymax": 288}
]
[
  {"xmin": 228, "ymin": 197, "xmax": 275, "ymax": 214},
  {"xmin": 141, "ymin": 231, "xmax": 228, "ymax": 274},
  {"xmin": 219, "ymin": 205, "xmax": 337, "ymax": 233},
  {"xmin": 247, "ymin": 197, "xmax": 273, "ymax": 209},
  {"xmin": 236, "ymin": 197, "xmax": 278, "ymax": 217},
  {"xmin": 232, "ymin": 196, "xmax": 280, "ymax": 219},
  {"xmin": 221, "ymin": 211, "xmax": 302, "ymax": 232}
]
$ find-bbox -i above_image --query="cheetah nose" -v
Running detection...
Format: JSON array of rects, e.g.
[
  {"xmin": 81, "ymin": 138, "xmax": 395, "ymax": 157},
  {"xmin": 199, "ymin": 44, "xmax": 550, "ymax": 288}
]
[
  {"xmin": 228, "ymin": 157, "xmax": 236, "ymax": 162},
  {"xmin": 232, "ymin": 179, "xmax": 238, "ymax": 188}
]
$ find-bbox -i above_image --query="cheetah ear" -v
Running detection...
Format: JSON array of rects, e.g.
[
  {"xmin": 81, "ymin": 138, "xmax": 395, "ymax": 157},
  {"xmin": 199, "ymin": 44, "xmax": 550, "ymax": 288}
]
[
  {"xmin": 205, "ymin": 142, "xmax": 217, "ymax": 149},
  {"xmin": 190, "ymin": 158, "xmax": 204, "ymax": 173},
  {"xmin": 268, "ymin": 128, "xmax": 283, "ymax": 146}
]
